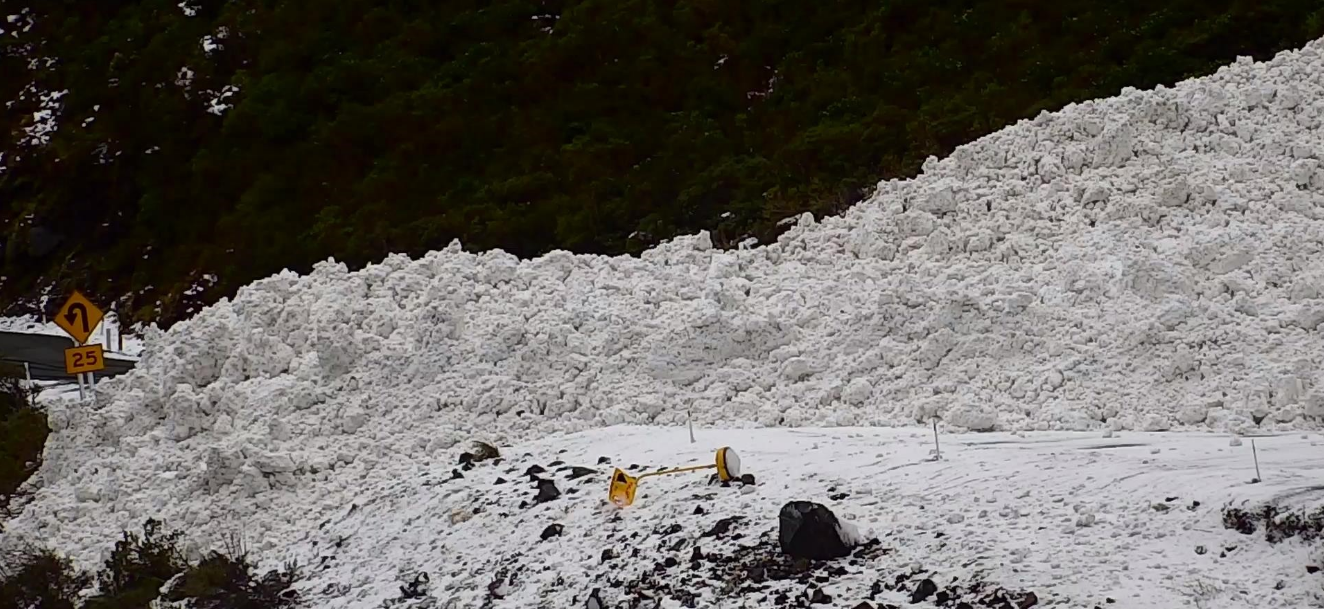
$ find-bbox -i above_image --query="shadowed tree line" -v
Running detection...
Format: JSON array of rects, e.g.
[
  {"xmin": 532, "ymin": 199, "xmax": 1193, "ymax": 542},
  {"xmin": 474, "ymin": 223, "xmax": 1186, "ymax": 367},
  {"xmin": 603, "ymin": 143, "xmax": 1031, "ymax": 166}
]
[{"xmin": 2, "ymin": 0, "xmax": 1323, "ymax": 325}]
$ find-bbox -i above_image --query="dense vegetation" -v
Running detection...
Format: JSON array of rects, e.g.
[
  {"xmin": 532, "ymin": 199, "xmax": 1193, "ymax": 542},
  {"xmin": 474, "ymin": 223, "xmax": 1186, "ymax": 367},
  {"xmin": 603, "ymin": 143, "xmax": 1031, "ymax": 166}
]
[
  {"xmin": 2, "ymin": 0, "xmax": 1323, "ymax": 324},
  {"xmin": 0, "ymin": 519, "xmax": 303, "ymax": 609},
  {"xmin": 0, "ymin": 360, "xmax": 44, "ymax": 515}
]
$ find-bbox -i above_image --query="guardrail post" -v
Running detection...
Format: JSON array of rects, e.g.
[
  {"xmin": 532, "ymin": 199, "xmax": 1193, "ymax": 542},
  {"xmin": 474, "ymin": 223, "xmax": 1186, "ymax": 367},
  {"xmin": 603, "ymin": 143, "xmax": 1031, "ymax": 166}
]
[{"xmin": 23, "ymin": 361, "xmax": 34, "ymax": 406}]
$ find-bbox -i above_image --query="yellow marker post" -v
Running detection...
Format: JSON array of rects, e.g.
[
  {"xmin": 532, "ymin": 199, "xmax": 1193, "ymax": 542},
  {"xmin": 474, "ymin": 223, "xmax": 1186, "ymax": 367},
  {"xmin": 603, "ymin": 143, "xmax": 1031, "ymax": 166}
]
[{"xmin": 608, "ymin": 447, "xmax": 741, "ymax": 507}]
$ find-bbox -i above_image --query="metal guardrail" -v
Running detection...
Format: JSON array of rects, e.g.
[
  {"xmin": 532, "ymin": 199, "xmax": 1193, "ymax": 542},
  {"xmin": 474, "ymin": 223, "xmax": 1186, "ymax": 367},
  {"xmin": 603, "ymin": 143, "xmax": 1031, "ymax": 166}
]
[{"xmin": 0, "ymin": 331, "xmax": 137, "ymax": 382}]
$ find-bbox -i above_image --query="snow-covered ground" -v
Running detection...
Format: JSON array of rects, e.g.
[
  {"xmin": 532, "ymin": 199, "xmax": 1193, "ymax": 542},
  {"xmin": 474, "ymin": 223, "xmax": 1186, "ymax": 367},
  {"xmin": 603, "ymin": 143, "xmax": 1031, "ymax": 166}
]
[
  {"xmin": 290, "ymin": 427, "xmax": 1322, "ymax": 609},
  {"xmin": 5, "ymin": 28, "xmax": 1324, "ymax": 609}
]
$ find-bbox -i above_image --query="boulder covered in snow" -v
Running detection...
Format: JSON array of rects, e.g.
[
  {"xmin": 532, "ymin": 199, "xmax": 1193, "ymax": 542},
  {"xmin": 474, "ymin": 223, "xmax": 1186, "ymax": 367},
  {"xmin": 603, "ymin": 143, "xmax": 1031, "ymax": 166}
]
[{"xmin": 778, "ymin": 501, "xmax": 858, "ymax": 560}]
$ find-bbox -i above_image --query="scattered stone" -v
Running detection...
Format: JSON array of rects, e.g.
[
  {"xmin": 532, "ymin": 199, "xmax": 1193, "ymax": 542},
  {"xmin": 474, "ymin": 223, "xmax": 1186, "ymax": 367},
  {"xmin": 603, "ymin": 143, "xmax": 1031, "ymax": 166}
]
[
  {"xmin": 1308, "ymin": 565, "xmax": 1320, "ymax": 574},
  {"xmin": 694, "ymin": 505, "xmax": 706, "ymax": 515},
  {"xmin": 541, "ymin": 523, "xmax": 563, "ymax": 540},
  {"xmin": 663, "ymin": 556, "xmax": 679, "ymax": 568},
  {"xmin": 829, "ymin": 492, "xmax": 850, "ymax": 501},
  {"xmin": 526, "ymin": 464, "xmax": 546, "ymax": 476},
  {"xmin": 703, "ymin": 517, "xmax": 744, "ymax": 538},
  {"xmin": 472, "ymin": 441, "xmax": 500, "ymax": 462},
  {"xmin": 584, "ymin": 588, "xmax": 604, "ymax": 609},
  {"xmin": 741, "ymin": 474, "xmax": 757, "ymax": 486},
  {"xmin": 809, "ymin": 588, "xmax": 832, "ymax": 604},
  {"xmin": 458, "ymin": 452, "xmax": 475, "ymax": 465},
  {"xmin": 601, "ymin": 548, "xmax": 617, "ymax": 562},
  {"xmin": 535, "ymin": 480, "xmax": 561, "ymax": 503},
  {"xmin": 494, "ymin": 477, "xmax": 507, "ymax": 485},
  {"xmin": 549, "ymin": 460, "xmax": 565, "ymax": 467},
  {"xmin": 567, "ymin": 466, "xmax": 597, "ymax": 480},
  {"xmin": 597, "ymin": 456, "xmax": 611, "ymax": 464},
  {"xmin": 779, "ymin": 502, "xmax": 852, "ymax": 560},
  {"xmin": 909, "ymin": 578, "xmax": 937, "ymax": 604},
  {"xmin": 451, "ymin": 469, "xmax": 464, "ymax": 480},
  {"xmin": 1195, "ymin": 545, "xmax": 1207, "ymax": 555},
  {"xmin": 852, "ymin": 602, "xmax": 874, "ymax": 609}
]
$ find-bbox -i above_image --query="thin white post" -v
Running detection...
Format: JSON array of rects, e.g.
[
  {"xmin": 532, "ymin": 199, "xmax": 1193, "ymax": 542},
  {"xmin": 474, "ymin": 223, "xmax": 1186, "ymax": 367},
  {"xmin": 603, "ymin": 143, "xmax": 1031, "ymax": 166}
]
[
  {"xmin": 77, "ymin": 373, "xmax": 86, "ymax": 402},
  {"xmin": 932, "ymin": 419, "xmax": 941, "ymax": 460},
  {"xmin": 688, "ymin": 409, "xmax": 695, "ymax": 444},
  {"xmin": 23, "ymin": 362, "xmax": 33, "ymax": 405},
  {"xmin": 87, "ymin": 372, "xmax": 96, "ymax": 403}
]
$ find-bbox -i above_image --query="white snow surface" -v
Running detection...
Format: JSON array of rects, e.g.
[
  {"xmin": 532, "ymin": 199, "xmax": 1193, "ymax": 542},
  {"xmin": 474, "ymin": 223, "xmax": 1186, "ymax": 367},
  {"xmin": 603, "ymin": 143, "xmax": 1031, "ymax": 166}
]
[{"xmin": 5, "ymin": 35, "xmax": 1324, "ymax": 603}]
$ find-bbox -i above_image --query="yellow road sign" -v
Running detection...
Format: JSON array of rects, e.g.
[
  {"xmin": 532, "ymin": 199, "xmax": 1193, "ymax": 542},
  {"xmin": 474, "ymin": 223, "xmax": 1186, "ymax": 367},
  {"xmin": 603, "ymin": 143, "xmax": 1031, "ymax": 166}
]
[
  {"xmin": 65, "ymin": 344, "xmax": 106, "ymax": 375},
  {"xmin": 607, "ymin": 447, "xmax": 742, "ymax": 507},
  {"xmin": 55, "ymin": 291, "xmax": 104, "ymax": 345}
]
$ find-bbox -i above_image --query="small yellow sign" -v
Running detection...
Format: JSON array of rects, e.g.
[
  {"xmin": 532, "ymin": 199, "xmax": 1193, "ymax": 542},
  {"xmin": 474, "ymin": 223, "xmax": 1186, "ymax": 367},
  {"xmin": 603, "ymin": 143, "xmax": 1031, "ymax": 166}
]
[
  {"xmin": 65, "ymin": 344, "xmax": 106, "ymax": 375},
  {"xmin": 55, "ymin": 291, "xmax": 105, "ymax": 345},
  {"xmin": 607, "ymin": 447, "xmax": 743, "ymax": 507},
  {"xmin": 609, "ymin": 469, "xmax": 639, "ymax": 507}
]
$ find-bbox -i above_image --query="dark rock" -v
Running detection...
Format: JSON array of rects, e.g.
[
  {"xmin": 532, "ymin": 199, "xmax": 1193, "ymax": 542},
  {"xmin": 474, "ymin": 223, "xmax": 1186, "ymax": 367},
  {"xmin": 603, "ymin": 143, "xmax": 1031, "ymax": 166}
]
[
  {"xmin": 935, "ymin": 590, "xmax": 949, "ymax": 605},
  {"xmin": 458, "ymin": 452, "xmax": 475, "ymax": 465},
  {"xmin": 451, "ymin": 469, "xmax": 464, "ymax": 480},
  {"xmin": 663, "ymin": 556, "xmax": 678, "ymax": 568},
  {"xmin": 535, "ymin": 480, "xmax": 561, "ymax": 503},
  {"xmin": 909, "ymin": 579, "xmax": 937, "ymax": 604},
  {"xmin": 472, "ymin": 441, "xmax": 500, "ymax": 462},
  {"xmin": 1195, "ymin": 545, "xmax": 1207, "ymax": 555},
  {"xmin": 852, "ymin": 603, "xmax": 874, "ymax": 609},
  {"xmin": 567, "ymin": 466, "xmax": 597, "ymax": 480},
  {"xmin": 550, "ymin": 460, "xmax": 565, "ymax": 467},
  {"xmin": 829, "ymin": 492, "xmax": 850, "ymax": 501},
  {"xmin": 694, "ymin": 506, "xmax": 706, "ymax": 515},
  {"xmin": 526, "ymin": 464, "xmax": 546, "ymax": 476},
  {"xmin": 778, "ymin": 501, "xmax": 852, "ymax": 560},
  {"xmin": 541, "ymin": 524, "xmax": 563, "ymax": 540},
  {"xmin": 740, "ymin": 474, "xmax": 756, "ymax": 486},
  {"xmin": 494, "ymin": 477, "xmax": 507, "ymax": 485},
  {"xmin": 1016, "ymin": 591, "xmax": 1039, "ymax": 608},
  {"xmin": 601, "ymin": 548, "xmax": 617, "ymax": 562},
  {"xmin": 690, "ymin": 547, "xmax": 704, "ymax": 562},
  {"xmin": 703, "ymin": 516, "xmax": 744, "ymax": 538},
  {"xmin": 809, "ymin": 588, "xmax": 832, "ymax": 604},
  {"xmin": 584, "ymin": 588, "xmax": 604, "ymax": 609},
  {"xmin": 657, "ymin": 523, "xmax": 683, "ymax": 537},
  {"xmin": 1308, "ymin": 565, "xmax": 1321, "ymax": 574},
  {"xmin": 399, "ymin": 572, "xmax": 430, "ymax": 599},
  {"xmin": 597, "ymin": 456, "xmax": 611, "ymax": 464}
]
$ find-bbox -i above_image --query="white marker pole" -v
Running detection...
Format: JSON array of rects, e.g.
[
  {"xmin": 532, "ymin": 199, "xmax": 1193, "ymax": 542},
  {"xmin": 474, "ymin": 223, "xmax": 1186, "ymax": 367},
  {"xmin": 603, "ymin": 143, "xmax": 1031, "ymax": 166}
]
[
  {"xmin": 688, "ymin": 409, "xmax": 695, "ymax": 444},
  {"xmin": 87, "ymin": 371, "xmax": 96, "ymax": 403},
  {"xmin": 932, "ymin": 419, "xmax": 941, "ymax": 460},
  {"xmin": 77, "ymin": 373, "xmax": 86, "ymax": 402},
  {"xmin": 23, "ymin": 362, "xmax": 33, "ymax": 405}
]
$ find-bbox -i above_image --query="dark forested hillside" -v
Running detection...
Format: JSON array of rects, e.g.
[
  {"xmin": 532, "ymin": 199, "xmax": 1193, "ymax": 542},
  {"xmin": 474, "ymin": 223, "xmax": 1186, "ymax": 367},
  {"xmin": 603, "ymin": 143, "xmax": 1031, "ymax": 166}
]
[{"xmin": 3, "ymin": 0, "xmax": 1323, "ymax": 324}]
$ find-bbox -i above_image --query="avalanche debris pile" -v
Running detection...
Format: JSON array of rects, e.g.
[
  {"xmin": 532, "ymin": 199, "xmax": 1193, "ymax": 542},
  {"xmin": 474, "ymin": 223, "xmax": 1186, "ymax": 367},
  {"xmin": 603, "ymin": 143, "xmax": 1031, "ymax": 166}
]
[{"xmin": 8, "ymin": 37, "xmax": 1324, "ymax": 591}]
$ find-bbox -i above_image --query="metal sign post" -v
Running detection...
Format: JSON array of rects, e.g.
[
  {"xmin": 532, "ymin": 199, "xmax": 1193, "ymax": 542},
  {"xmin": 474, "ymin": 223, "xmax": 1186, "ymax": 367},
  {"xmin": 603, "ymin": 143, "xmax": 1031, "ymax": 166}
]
[{"xmin": 23, "ymin": 362, "xmax": 33, "ymax": 405}]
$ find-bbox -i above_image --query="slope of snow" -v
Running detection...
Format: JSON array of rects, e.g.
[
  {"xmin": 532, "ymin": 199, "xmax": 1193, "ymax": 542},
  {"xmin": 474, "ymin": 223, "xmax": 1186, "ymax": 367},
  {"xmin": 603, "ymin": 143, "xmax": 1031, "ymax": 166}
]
[
  {"xmin": 6, "ymin": 36, "xmax": 1324, "ymax": 599},
  {"xmin": 30, "ymin": 426, "xmax": 1324, "ymax": 609},
  {"xmin": 293, "ymin": 427, "xmax": 1321, "ymax": 609}
]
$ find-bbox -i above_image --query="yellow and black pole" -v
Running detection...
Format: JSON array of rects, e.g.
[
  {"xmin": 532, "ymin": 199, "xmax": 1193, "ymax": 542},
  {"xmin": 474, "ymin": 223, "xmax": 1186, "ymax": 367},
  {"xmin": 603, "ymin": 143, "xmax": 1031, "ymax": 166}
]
[{"xmin": 609, "ymin": 447, "xmax": 741, "ymax": 507}]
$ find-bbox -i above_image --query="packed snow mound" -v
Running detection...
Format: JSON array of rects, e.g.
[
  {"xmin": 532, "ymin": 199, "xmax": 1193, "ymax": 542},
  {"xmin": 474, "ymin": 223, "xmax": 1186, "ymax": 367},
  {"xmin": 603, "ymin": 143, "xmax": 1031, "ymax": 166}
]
[{"xmin": 9, "ymin": 39, "xmax": 1324, "ymax": 568}]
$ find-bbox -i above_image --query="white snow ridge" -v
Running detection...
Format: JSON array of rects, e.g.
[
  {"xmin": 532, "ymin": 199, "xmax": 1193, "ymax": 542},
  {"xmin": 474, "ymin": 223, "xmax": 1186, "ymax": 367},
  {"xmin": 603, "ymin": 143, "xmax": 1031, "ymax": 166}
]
[{"xmin": 7, "ymin": 36, "xmax": 1324, "ymax": 609}]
